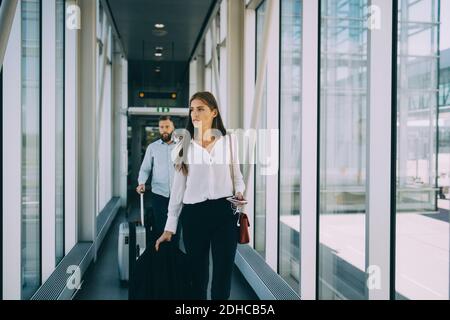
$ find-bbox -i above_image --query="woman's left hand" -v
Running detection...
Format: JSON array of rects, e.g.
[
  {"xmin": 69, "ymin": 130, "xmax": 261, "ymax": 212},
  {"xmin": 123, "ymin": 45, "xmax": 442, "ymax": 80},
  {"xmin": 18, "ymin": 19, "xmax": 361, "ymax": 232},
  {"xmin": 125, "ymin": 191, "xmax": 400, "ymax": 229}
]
[{"xmin": 235, "ymin": 192, "xmax": 244, "ymax": 200}]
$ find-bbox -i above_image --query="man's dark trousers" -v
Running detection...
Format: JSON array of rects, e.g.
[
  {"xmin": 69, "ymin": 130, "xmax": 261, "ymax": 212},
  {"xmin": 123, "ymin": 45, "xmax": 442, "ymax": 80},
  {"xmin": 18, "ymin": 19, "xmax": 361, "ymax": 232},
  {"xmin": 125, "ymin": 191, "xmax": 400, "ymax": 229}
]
[{"xmin": 151, "ymin": 192, "xmax": 179, "ymax": 245}]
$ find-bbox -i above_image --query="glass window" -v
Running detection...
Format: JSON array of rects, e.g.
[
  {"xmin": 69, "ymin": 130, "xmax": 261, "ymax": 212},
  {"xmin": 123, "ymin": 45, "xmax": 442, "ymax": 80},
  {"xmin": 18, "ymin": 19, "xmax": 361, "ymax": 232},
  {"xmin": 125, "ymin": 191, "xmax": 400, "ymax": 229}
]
[
  {"xmin": 318, "ymin": 0, "xmax": 369, "ymax": 300},
  {"xmin": 438, "ymin": 3, "xmax": 450, "ymax": 201},
  {"xmin": 21, "ymin": 0, "xmax": 41, "ymax": 300},
  {"xmin": 205, "ymin": 29, "xmax": 212, "ymax": 65},
  {"xmin": 55, "ymin": 0, "xmax": 65, "ymax": 265},
  {"xmin": 279, "ymin": 0, "xmax": 302, "ymax": 293},
  {"xmin": 99, "ymin": 55, "xmax": 113, "ymax": 211},
  {"xmin": 254, "ymin": 0, "xmax": 267, "ymax": 258},
  {"xmin": 395, "ymin": 0, "xmax": 449, "ymax": 300},
  {"xmin": 98, "ymin": 19, "xmax": 113, "ymax": 212},
  {"xmin": 220, "ymin": 0, "xmax": 227, "ymax": 43},
  {"xmin": 205, "ymin": 65, "xmax": 212, "ymax": 92},
  {"xmin": 0, "ymin": 2, "xmax": 3, "ymax": 297}
]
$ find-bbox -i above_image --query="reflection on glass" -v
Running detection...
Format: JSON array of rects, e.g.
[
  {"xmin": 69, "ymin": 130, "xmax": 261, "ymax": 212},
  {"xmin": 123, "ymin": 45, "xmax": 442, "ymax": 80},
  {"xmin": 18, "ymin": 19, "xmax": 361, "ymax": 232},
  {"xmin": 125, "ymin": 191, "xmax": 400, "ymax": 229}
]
[
  {"xmin": 318, "ymin": 0, "xmax": 368, "ymax": 300},
  {"xmin": 279, "ymin": 0, "xmax": 301, "ymax": 293},
  {"xmin": 21, "ymin": 0, "xmax": 41, "ymax": 300},
  {"xmin": 395, "ymin": 0, "xmax": 449, "ymax": 300},
  {"xmin": 55, "ymin": 0, "xmax": 65, "ymax": 265},
  {"xmin": 254, "ymin": 0, "xmax": 267, "ymax": 258},
  {"xmin": 438, "ymin": 1, "xmax": 450, "ymax": 201},
  {"xmin": 396, "ymin": 0, "xmax": 438, "ymax": 212}
]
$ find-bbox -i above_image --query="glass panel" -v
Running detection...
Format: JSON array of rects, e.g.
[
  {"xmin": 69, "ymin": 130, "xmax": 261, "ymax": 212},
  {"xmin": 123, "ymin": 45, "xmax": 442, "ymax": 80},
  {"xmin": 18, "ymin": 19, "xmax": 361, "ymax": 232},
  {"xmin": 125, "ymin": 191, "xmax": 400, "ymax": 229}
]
[
  {"xmin": 205, "ymin": 29, "xmax": 212, "ymax": 64},
  {"xmin": 0, "ymin": 3, "xmax": 3, "ymax": 298},
  {"xmin": 254, "ymin": 0, "xmax": 267, "ymax": 258},
  {"xmin": 318, "ymin": 0, "xmax": 369, "ymax": 300},
  {"xmin": 0, "ymin": 0, "xmax": 3, "ymax": 299},
  {"xmin": 21, "ymin": 0, "xmax": 41, "ymax": 300},
  {"xmin": 99, "ymin": 61, "xmax": 113, "ymax": 211},
  {"xmin": 220, "ymin": 0, "xmax": 227, "ymax": 42},
  {"xmin": 395, "ymin": 0, "xmax": 449, "ymax": 300},
  {"xmin": 439, "ymin": 1, "xmax": 450, "ymax": 202},
  {"xmin": 97, "ymin": 15, "xmax": 113, "ymax": 213},
  {"xmin": 279, "ymin": 0, "xmax": 302, "ymax": 294},
  {"xmin": 55, "ymin": 0, "xmax": 65, "ymax": 265}
]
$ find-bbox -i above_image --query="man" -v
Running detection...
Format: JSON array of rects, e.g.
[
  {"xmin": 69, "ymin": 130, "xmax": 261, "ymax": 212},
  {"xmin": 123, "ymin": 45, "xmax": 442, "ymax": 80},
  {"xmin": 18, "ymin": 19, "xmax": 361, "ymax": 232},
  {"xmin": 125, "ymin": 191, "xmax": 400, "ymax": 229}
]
[{"xmin": 136, "ymin": 116, "xmax": 178, "ymax": 242}]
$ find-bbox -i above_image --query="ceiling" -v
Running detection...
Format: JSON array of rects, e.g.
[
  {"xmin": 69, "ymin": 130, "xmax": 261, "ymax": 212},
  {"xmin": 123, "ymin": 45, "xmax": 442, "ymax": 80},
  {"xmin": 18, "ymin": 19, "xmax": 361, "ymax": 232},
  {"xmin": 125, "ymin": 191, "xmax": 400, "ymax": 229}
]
[{"xmin": 107, "ymin": 0, "xmax": 216, "ymax": 62}]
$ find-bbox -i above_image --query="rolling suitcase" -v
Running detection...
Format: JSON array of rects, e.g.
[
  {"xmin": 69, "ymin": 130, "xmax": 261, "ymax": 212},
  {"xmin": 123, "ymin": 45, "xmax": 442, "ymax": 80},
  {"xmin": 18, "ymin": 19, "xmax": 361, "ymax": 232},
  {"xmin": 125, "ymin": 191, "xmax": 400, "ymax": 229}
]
[
  {"xmin": 127, "ymin": 196, "xmax": 192, "ymax": 300},
  {"xmin": 118, "ymin": 193, "xmax": 147, "ymax": 284}
]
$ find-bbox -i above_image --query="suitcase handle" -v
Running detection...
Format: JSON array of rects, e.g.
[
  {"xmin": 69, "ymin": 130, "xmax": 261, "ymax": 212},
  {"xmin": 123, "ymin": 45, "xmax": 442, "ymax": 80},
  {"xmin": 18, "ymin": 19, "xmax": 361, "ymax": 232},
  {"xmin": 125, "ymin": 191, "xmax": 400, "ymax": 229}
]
[{"xmin": 140, "ymin": 193, "xmax": 145, "ymax": 227}]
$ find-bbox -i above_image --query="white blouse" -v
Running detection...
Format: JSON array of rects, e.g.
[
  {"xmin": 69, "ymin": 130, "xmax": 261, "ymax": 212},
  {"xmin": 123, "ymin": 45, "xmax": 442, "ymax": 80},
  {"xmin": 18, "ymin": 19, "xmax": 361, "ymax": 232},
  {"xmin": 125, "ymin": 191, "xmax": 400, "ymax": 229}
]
[{"xmin": 164, "ymin": 134, "xmax": 245, "ymax": 234}]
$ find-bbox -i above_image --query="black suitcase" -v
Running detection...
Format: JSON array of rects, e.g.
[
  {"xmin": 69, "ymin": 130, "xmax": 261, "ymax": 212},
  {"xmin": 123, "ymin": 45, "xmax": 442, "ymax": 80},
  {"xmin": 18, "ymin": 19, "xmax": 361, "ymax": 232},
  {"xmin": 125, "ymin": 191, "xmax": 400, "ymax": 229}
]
[{"xmin": 128, "ymin": 207, "xmax": 191, "ymax": 300}]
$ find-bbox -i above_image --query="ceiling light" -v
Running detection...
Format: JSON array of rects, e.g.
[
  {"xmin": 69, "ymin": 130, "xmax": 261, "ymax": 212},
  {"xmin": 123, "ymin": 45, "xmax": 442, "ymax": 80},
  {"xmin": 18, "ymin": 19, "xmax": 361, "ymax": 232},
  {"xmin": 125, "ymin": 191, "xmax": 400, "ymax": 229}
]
[
  {"xmin": 154, "ymin": 47, "xmax": 163, "ymax": 57},
  {"xmin": 152, "ymin": 29, "xmax": 168, "ymax": 37},
  {"xmin": 155, "ymin": 23, "xmax": 165, "ymax": 29}
]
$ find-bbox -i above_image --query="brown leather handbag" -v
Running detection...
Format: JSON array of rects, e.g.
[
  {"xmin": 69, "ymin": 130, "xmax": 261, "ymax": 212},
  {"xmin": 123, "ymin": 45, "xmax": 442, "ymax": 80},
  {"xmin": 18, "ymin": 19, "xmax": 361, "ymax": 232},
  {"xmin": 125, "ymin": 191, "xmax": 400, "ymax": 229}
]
[
  {"xmin": 229, "ymin": 135, "xmax": 250, "ymax": 244},
  {"xmin": 237, "ymin": 212, "xmax": 250, "ymax": 244}
]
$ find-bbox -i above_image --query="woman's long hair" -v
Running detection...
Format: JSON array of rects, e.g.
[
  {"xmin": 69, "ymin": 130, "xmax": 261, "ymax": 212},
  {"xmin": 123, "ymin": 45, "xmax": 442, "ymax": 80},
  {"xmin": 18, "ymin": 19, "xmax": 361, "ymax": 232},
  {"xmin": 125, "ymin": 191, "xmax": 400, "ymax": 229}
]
[{"xmin": 176, "ymin": 92, "xmax": 227, "ymax": 176}]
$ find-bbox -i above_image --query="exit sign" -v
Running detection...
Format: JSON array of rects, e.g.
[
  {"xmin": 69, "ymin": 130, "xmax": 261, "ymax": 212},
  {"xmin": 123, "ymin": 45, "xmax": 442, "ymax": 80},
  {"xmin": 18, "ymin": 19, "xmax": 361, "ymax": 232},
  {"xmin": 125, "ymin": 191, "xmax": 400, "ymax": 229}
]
[{"xmin": 156, "ymin": 107, "xmax": 171, "ymax": 113}]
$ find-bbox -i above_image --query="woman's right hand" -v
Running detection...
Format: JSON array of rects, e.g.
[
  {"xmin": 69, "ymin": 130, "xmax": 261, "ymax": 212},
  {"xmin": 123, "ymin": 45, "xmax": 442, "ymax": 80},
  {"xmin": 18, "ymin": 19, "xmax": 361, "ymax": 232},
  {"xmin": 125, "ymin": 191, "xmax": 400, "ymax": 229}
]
[{"xmin": 155, "ymin": 231, "xmax": 173, "ymax": 251}]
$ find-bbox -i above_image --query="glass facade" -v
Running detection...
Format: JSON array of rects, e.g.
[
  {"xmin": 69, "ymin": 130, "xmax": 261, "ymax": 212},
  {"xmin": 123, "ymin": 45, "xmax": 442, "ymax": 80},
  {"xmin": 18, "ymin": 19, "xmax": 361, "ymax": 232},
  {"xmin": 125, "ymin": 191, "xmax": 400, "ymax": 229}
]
[
  {"xmin": 21, "ymin": 0, "xmax": 41, "ymax": 300},
  {"xmin": 97, "ymin": 6, "xmax": 114, "ymax": 213},
  {"xmin": 279, "ymin": 0, "xmax": 302, "ymax": 293},
  {"xmin": 1, "ymin": 0, "xmax": 449, "ymax": 301},
  {"xmin": 254, "ymin": 0, "xmax": 267, "ymax": 259},
  {"xmin": 396, "ymin": 0, "xmax": 438, "ymax": 212},
  {"xmin": 0, "ymin": 0, "xmax": 3, "ymax": 298},
  {"xmin": 318, "ymin": 0, "xmax": 368, "ymax": 300},
  {"xmin": 55, "ymin": 0, "xmax": 65, "ymax": 265},
  {"xmin": 395, "ymin": 0, "xmax": 448, "ymax": 300},
  {"xmin": 438, "ymin": 1, "xmax": 450, "ymax": 201}
]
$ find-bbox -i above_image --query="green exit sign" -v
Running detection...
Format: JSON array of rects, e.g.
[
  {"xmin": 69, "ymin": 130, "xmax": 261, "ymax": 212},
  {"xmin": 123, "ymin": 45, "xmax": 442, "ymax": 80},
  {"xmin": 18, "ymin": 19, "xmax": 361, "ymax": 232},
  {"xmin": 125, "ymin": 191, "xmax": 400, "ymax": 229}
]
[{"xmin": 157, "ymin": 107, "xmax": 171, "ymax": 113}]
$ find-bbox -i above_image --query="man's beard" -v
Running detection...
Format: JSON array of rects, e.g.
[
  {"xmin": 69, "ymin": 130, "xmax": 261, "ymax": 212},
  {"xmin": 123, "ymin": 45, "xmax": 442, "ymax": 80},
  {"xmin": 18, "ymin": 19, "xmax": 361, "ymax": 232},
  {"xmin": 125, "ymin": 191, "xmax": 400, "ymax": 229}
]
[{"xmin": 161, "ymin": 132, "xmax": 172, "ymax": 142}]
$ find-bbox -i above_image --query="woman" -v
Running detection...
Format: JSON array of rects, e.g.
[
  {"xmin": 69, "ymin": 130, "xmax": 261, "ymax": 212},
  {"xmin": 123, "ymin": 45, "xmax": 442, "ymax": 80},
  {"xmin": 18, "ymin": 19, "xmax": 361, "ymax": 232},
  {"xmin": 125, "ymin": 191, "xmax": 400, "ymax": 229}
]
[{"xmin": 155, "ymin": 91, "xmax": 245, "ymax": 300}]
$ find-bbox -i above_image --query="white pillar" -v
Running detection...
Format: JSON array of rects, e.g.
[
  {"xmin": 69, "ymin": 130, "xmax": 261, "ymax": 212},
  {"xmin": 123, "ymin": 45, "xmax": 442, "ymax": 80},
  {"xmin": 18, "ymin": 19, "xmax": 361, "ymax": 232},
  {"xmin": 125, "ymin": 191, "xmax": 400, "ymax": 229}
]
[
  {"xmin": 41, "ymin": 0, "xmax": 57, "ymax": 283},
  {"xmin": 65, "ymin": 0, "xmax": 80, "ymax": 254},
  {"xmin": 264, "ymin": 0, "xmax": 280, "ymax": 272},
  {"xmin": 300, "ymin": 0, "xmax": 319, "ymax": 300},
  {"xmin": 366, "ymin": 0, "xmax": 393, "ymax": 300},
  {"xmin": 2, "ymin": 3, "xmax": 21, "ymax": 300},
  {"xmin": 242, "ymin": 8, "xmax": 256, "ymax": 246}
]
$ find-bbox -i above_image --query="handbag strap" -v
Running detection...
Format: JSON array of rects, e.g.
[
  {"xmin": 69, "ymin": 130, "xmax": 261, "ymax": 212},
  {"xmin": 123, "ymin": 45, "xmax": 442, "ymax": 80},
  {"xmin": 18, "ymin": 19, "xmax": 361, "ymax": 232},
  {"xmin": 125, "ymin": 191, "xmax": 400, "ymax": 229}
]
[
  {"xmin": 229, "ymin": 134, "xmax": 245, "ymax": 221},
  {"xmin": 228, "ymin": 134, "xmax": 236, "ymax": 195}
]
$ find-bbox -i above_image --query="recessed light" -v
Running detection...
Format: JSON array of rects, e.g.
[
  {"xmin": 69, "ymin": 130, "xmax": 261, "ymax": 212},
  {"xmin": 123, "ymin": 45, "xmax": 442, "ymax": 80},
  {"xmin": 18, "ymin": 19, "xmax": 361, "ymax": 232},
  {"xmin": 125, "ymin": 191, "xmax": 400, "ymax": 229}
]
[
  {"xmin": 152, "ymin": 29, "xmax": 168, "ymax": 37},
  {"xmin": 154, "ymin": 53, "xmax": 162, "ymax": 57},
  {"xmin": 155, "ymin": 23, "xmax": 165, "ymax": 29}
]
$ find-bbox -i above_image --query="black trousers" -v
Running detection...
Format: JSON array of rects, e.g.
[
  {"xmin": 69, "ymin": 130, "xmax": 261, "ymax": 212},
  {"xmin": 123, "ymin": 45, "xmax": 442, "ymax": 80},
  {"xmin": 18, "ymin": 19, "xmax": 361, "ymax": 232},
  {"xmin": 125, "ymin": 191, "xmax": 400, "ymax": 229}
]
[
  {"xmin": 151, "ymin": 192, "xmax": 179, "ymax": 245},
  {"xmin": 180, "ymin": 197, "xmax": 239, "ymax": 300}
]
